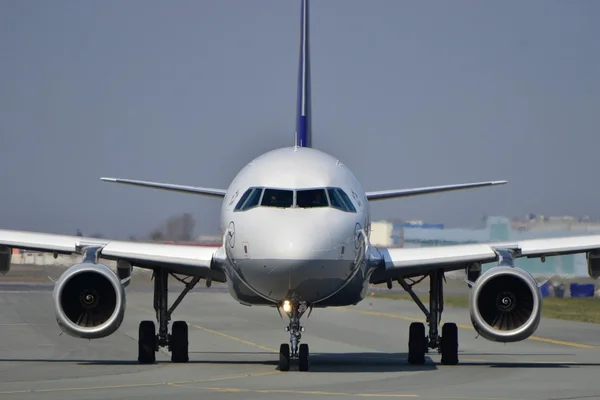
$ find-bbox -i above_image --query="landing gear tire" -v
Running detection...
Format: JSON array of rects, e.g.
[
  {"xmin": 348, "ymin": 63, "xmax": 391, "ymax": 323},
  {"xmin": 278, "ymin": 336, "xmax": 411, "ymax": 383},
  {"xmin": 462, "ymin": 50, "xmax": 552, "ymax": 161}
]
[
  {"xmin": 144, "ymin": 268, "xmax": 202, "ymax": 365},
  {"xmin": 279, "ymin": 343, "xmax": 290, "ymax": 371},
  {"xmin": 407, "ymin": 322, "xmax": 426, "ymax": 365},
  {"xmin": 138, "ymin": 320, "xmax": 156, "ymax": 364},
  {"xmin": 298, "ymin": 343, "xmax": 310, "ymax": 371},
  {"xmin": 170, "ymin": 321, "xmax": 189, "ymax": 363},
  {"xmin": 440, "ymin": 322, "xmax": 459, "ymax": 365}
]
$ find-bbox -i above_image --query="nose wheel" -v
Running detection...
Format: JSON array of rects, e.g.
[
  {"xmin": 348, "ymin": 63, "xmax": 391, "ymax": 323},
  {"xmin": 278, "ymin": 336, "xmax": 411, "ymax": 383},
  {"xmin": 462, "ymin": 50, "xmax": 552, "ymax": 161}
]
[
  {"xmin": 278, "ymin": 300, "xmax": 311, "ymax": 371},
  {"xmin": 298, "ymin": 343, "xmax": 309, "ymax": 371}
]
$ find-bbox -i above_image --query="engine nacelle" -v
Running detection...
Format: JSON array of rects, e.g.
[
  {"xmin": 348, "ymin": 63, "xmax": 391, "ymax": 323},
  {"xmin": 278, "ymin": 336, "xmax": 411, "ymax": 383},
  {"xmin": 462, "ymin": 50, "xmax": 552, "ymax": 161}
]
[
  {"xmin": 53, "ymin": 262, "xmax": 126, "ymax": 339},
  {"xmin": 469, "ymin": 266, "xmax": 542, "ymax": 343}
]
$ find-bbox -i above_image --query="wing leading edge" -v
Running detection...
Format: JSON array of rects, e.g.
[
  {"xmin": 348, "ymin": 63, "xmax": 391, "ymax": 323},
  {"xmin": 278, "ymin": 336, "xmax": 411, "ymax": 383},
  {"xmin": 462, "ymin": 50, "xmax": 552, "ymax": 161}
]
[
  {"xmin": 0, "ymin": 228, "xmax": 226, "ymax": 279},
  {"xmin": 371, "ymin": 234, "xmax": 600, "ymax": 280},
  {"xmin": 100, "ymin": 177, "xmax": 227, "ymax": 198},
  {"xmin": 366, "ymin": 180, "xmax": 507, "ymax": 201}
]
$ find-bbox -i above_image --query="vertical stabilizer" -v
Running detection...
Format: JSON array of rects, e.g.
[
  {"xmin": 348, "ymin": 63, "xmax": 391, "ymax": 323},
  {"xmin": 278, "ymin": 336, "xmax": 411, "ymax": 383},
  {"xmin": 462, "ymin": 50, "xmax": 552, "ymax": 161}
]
[{"xmin": 295, "ymin": 0, "xmax": 312, "ymax": 148}]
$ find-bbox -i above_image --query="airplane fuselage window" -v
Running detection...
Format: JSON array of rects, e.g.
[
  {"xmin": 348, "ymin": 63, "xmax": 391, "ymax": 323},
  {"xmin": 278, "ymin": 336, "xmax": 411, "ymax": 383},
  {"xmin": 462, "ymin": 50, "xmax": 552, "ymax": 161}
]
[
  {"xmin": 296, "ymin": 188, "xmax": 328, "ymax": 208},
  {"xmin": 261, "ymin": 188, "xmax": 294, "ymax": 208}
]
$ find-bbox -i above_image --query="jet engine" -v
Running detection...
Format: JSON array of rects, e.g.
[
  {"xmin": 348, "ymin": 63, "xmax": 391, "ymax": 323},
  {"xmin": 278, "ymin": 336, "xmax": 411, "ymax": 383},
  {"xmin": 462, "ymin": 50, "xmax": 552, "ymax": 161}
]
[
  {"xmin": 53, "ymin": 261, "xmax": 126, "ymax": 339},
  {"xmin": 469, "ymin": 266, "xmax": 541, "ymax": 342}
]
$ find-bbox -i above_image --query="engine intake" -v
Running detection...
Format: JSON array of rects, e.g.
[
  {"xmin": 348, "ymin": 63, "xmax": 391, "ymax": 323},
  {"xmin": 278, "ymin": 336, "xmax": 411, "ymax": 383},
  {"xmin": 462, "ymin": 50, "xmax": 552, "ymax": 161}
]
[
  {"xmin": 469, "ymin": 266, "xmax": 541, "ymax": 342},
  {"xmin": 53, "ymin": 262, "xmax": 126, "ymax": 339}
]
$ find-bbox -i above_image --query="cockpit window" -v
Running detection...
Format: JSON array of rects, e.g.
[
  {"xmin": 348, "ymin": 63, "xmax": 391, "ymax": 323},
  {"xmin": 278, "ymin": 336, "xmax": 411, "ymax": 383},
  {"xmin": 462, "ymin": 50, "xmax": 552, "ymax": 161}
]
[
  {"xmin": 296, "ymin": 188, "xmax": 328, "ymax": 208},
  {"xmin": 261, "ymin": 188, "xmax": 294, "ymax": 208},
  {"xmin": 234, "ymin": 189, "xmax": 252, "ymax": 211},
  {"xmin": 234, "ymin": 187, "xmax": 263, "ymax": 211},
  {"xmin": 233, "ymin": 186, "xmax": 356, "ymax": 212},
  {"xmin": 327, "ymin": 188, "xmax": 357, "ymax": 212},
  {"xmin": 337, "ymin": 189, "xmax": 357, "ymax": 212}
]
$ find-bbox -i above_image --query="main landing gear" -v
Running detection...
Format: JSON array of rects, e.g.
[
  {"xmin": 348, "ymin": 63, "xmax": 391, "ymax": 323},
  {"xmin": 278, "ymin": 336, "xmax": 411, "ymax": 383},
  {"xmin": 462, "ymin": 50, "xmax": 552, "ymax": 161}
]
[
  {"xmin": 396, "ymin": 270, "xmax": 459, "ymax": 366},
  {"xmin": 278, "ymin": 299, "xmax": 311, "ymax": 372},
  {"xmin": 138, "ymin": 268, "xmax": 203, "ymax": 364}
]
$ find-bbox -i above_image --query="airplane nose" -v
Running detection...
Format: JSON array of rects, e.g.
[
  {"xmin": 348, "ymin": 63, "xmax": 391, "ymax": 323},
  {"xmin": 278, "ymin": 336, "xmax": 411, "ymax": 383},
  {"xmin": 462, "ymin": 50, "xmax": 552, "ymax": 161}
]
[
  {"xmin": 230, "ymin": 209, "xmax": 358, "ymax": 303},
  {"xmin": 253, "ymin": 213, "xmax": 338, "ymax": 260}
]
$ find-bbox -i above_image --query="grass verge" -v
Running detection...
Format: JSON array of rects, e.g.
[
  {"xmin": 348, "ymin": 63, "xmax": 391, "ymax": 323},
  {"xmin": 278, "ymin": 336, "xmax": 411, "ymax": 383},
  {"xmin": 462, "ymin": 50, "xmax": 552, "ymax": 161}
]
[{"xmin": 375, "ymin": 292, "xmax": 600, "ymax": 324}]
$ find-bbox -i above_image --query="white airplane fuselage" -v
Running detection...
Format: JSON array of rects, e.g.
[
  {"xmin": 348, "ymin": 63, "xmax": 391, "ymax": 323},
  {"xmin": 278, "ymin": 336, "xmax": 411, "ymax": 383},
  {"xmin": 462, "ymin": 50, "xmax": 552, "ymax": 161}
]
[{"xmin": 217, "ymin": 146, "xmax": 373, "ymax": 307}]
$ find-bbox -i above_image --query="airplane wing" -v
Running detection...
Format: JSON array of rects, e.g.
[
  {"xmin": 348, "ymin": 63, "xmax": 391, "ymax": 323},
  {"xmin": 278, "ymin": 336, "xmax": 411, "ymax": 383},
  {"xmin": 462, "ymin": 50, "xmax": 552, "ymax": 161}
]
[
  {"xmin": 0, "ymin": 228, "xmax": 226, "ymax": 280},
  {"xmin": 370, "ymin": 235, "xmax": 600, "ymax": 282},
  {"xmin": 100, "ymin": 177, "xmax": 227, "ymax": 198},
  {"xmin": 365, "ymin": 180, "xmax": 507, "ymax": 201}
]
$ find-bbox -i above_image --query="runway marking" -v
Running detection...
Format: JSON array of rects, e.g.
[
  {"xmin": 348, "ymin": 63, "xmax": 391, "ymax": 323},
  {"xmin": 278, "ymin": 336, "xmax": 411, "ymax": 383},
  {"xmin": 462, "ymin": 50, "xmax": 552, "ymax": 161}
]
[
  {"xmin": 169, "ymin": 383, "xmax": 418, "ymax": 397},
  {"xmin": 527, "ymin": 336, "xmax": 598, "ymax": 349},
  {"xmin": 0, "ymin": 371, "xmax": 279, "ymax": 396},
  {"xmin": 430, "ymin": 398, "xmax": 512, "ymax": 400},
  {"xmin": 0, "ymin": 291, "xmax": 50, "ymax": 294},
  {"xmin": 192, "ymin": 324, "xmax": 277, "ymax": 353},
  {"xmin": 129, "ymin": 304, "xmax": 277, "ymax": 353},
  {"xmin": 461, "ymin": 358, "xmax": 583, "ymax": 365},
  {"xmin": 433, "ymin": 397, "xmax": 522, "ymax": 400},
  {"xmin": 340, "ymin": 308, "xmax": 600, "ymax": 349},
  {"xmin": 169, "ymin": 370, "xmax": 278, "ymax": 385}
]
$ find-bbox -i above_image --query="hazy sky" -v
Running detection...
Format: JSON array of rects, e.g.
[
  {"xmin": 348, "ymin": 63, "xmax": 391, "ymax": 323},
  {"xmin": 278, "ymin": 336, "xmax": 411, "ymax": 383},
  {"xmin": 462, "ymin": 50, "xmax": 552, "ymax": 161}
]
[{"xmin": 1, "ymin": 0, "xmax": 599, "ymax": 239}]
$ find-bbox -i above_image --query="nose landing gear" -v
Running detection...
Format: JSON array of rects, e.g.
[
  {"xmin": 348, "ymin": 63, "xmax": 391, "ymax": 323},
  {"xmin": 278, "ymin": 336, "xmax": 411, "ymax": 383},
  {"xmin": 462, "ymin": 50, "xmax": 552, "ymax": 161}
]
[{"xmin": 278, "ymin": 299, "xmax": 311, "ymax": 371}]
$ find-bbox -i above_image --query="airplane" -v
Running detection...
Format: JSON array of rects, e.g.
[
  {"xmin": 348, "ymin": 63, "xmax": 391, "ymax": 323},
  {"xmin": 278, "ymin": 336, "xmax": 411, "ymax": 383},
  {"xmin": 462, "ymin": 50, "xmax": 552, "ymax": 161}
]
[{"xmin": 2, "ymin": 0, "xmax": 600, "ymax": 372}]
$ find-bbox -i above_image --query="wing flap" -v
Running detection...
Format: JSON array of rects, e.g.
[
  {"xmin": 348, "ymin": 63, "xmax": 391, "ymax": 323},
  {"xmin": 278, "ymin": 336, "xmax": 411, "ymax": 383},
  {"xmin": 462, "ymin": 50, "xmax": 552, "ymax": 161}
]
[{"xmin": 365, "ymin": 180, "xmax": 507, "ymax": 201}]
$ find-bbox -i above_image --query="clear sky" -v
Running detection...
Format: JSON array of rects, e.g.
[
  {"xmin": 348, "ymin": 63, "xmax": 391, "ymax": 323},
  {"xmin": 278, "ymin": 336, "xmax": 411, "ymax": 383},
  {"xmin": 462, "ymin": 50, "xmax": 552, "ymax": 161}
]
[{"xmin": 1, "ymin": 0, "xmax": 599, "ymax": 238}]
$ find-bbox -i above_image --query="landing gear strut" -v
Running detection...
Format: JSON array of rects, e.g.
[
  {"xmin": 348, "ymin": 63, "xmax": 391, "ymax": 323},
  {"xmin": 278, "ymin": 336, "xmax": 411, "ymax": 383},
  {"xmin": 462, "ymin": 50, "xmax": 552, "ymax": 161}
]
[
  {"xmin": 278, "ymin": 299, "xmax": 311, "ymax": 371},
  {"xmin": 398, "ymin": 271, "xmax": 459, "ymax": 365},
  {"xmin": 138, "ymin": 268, "xmax": 202, "ymax": 364}
]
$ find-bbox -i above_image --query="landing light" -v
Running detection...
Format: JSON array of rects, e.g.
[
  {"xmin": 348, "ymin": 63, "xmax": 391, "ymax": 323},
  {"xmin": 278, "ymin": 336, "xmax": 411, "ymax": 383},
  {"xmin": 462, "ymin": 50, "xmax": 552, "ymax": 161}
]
[{"xmin": 282, "ymin": 300, "xmax": 292, "ymax": 313}]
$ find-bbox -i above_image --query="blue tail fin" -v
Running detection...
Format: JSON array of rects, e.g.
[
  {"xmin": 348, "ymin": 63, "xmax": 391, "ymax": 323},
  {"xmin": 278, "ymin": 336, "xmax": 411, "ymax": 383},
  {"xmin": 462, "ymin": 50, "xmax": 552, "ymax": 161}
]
[{"xmin": 295, "ymin": 0, "xmax": 312, "ymax": 148}]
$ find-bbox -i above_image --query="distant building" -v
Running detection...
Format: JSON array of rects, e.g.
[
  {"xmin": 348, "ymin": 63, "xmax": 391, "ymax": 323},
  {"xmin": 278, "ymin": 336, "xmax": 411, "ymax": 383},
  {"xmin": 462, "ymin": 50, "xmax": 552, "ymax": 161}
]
[
  {"xmin": 511, "ymin": 214, "xmax": 600, "ymax": 233},
  {"xmin": 369, "ymin": 221, "xmax": 394, "ymax": 247}
]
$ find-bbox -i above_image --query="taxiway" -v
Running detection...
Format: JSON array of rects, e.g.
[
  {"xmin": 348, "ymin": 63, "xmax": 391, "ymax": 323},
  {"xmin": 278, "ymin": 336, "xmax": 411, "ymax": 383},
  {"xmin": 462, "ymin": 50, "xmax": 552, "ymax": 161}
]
[{"xmin": 1, "ymin": 283, "xmax": 599, "ymax": 399}]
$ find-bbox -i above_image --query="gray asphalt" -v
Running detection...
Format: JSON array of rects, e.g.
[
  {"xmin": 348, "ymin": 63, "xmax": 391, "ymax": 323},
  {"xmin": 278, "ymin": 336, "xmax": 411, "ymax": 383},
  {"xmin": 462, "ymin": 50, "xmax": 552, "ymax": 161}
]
[{"xmin": 1, "ymin": 283, "xmax": 600, "ymax": 400}]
